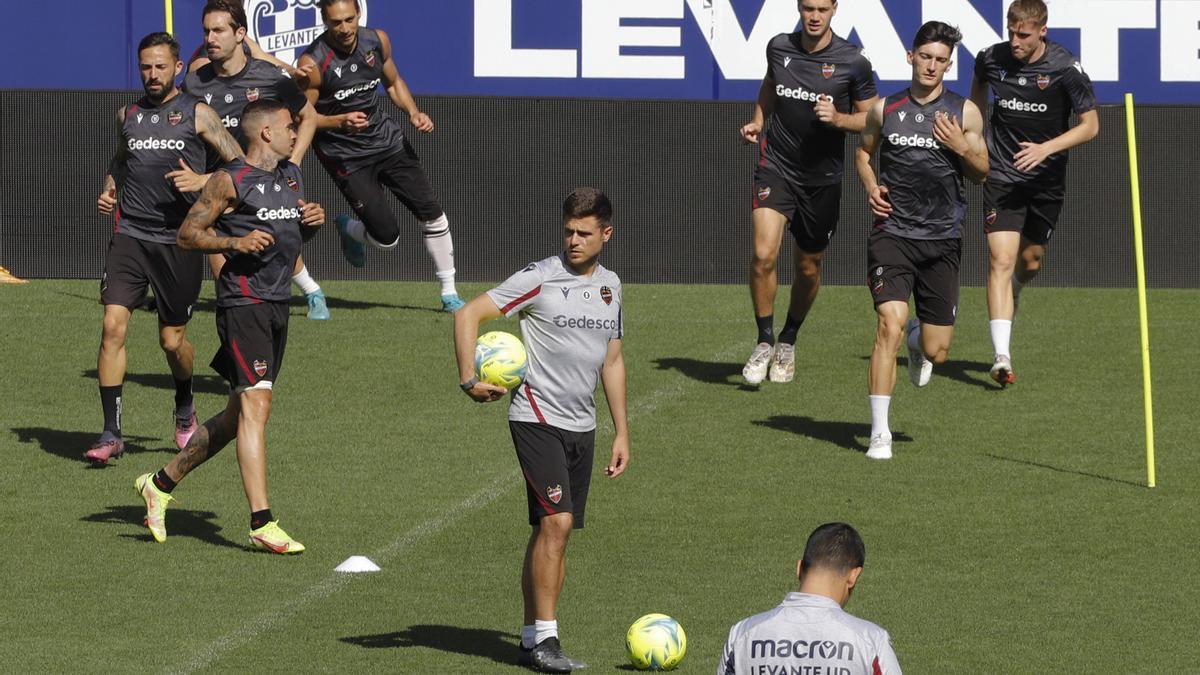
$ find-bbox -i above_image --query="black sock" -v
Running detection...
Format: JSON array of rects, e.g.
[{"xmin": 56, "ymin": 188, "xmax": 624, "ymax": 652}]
[
  {"xmin": 152, "ymin": 469, "xmax": 177, "ymax": 493},
  {"xmin": 777, "ymin": 313, "xmax": 804, "ymax": 345},
  {"xmin": 100, "ymin": 385, "xmax": 123, "ymax": 437},
  {"xmin": 250, "ymin": 509, "xmax": 274, "ymax": 531},
  {"xmin": 174, "ymin": 378, "xmax": 194, "ymax": 417},
  {"xmin": 755, "ymin": 315, "xmax": 775, "ymax": 346}
]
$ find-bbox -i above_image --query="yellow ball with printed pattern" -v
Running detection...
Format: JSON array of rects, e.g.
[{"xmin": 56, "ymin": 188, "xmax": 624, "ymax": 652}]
[
  {"xmin": 474, "ymin": 331, "xmax": 528, "ymax": 389},
  {"xmin": 626, "ymin": 613, "xmax": 687, "ymax": 671}
]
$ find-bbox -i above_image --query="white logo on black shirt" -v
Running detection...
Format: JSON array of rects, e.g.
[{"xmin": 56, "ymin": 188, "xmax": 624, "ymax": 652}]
[
  {"xmin": 136, "ymin": 113, "xmax": 144, "ymax": 124},
  {"xmin": 204, "ymin": 93, "xmax": 212, "ymax": 104},
  {"xmin": 255, "ymin": 184, "xmax": 266, "ymax": 194},
  {"xmin": 334, "ymin": 66, "xmax": 342, "ymax": 78},
  {"xmin": 150, "ymin": 114, "xmax": 159, "ymax": 124},
  {"xmin": 784, "ymin": 57, "xmax": 791, "ymax": 68},
  {"xmin": 898, "ymin": 111, "xmax": 906, "ymax": 122},
  {"xmin": 224, "ymin": 94, "xmax": 234, "ymax": 103}
]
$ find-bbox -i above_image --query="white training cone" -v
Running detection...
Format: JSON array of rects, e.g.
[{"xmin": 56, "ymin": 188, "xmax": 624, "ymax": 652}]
[{"xmin": 335, "ymin": 555, "xmax": 381, "ymax": 573}]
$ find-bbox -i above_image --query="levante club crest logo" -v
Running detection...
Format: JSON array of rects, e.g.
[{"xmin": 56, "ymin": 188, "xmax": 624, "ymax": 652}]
[{"xmin": 245, "ymin": 0, "xmax": 370, "ymax": 65}]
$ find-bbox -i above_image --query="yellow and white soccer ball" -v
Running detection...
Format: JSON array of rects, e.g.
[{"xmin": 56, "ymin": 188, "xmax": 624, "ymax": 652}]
[
  {"xmin": 625, "ymin": 613, "xmax": 687, "ymax": 671},
  {"xmin": 474, "ymin": 331, "xmax": 528, "ymax": 389}
]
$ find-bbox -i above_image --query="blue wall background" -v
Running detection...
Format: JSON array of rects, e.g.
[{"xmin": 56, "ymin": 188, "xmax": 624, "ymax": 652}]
[{"xmin": 7, "ymin": 0, "xmax": 1199, "ymax": 102}]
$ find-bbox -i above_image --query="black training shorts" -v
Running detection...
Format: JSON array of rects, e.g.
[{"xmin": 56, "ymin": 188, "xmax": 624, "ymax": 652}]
[
  {"xmin": 867, "ymin": 232, "xmax": 962, "ymax": 326},
  {"xmin": 751, "ymin": 167, "xmax": 841, "ymax": 253},
  {"xmin": 326, "ymin": 138, "xmax": 443, "ymax": 245},
  {"xmin": 982, "ymin": 180, "xmax": 1065, "ymax": 246},
  {"xmin": 100, "ymin": 233, "xmax": 202, "ymax": 326},
  {"xmin": 509, "ymin": 421, "xmax": 595, "ymax": 529},
  {"xmin": 210, "ymin": 302, "xmax": 289, "ymax": 391}
]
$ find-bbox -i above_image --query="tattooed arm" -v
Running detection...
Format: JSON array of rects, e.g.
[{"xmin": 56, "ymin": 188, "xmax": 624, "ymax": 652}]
[
  {"xmin": 98, "ymin": 106, "xmax": 127, "ymax": 215},
  {"xmin": 177, "ymin": 172, "xmax": 275, "ymax": 253},
  {"xmin": 196, "ymin": 102, "xmax": 244, "ymax": 162}
]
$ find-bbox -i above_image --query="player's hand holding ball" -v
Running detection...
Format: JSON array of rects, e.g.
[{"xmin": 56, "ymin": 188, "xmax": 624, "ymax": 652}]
[{"xmin": 465, "ymin": 331, "xmax": 527, "ymax": 403}]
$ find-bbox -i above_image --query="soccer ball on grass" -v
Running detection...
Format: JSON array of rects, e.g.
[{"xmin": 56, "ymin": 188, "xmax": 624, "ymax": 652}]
[{"xmin": 626, "ymin": 613, "xmax": 686, "ymax": 671}]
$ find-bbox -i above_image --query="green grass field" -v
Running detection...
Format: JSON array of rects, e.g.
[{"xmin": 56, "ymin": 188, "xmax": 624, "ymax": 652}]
[{"xmin": 2, "ymin": 280, "xmax": 1195, "ymax": 673}]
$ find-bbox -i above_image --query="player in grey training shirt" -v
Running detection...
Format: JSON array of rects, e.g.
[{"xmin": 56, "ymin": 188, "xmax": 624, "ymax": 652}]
[
  {"xmin": 719, "ymin": 523, "xmax": 901, "ymax": 675},
  {"xmin": 855, "ymin": 22, "xmax": 987, "ymax": 460},
  {"xmin": 453, "ymin": 188, "xmax": 629, "ymax": 673},
  {"xmin": 88, "ymin": 32, "xmax": 245, "ymax": 465}
]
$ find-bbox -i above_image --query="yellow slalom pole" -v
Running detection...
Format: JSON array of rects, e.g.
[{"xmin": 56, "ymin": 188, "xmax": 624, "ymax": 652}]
[
  {"xmin": 165, "ymin": 0, "xmax": 174, "ymax": 35},
  {"xmin": 1124, "ymin": 93, "xmax": 1155, "ymax": 488}
]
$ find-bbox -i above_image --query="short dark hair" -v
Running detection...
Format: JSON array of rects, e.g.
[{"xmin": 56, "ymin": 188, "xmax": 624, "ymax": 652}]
[
  {"xmin": 138, "ymin": 32, "xmax": 180, "ymax": 62},
  {"xmin": 911, "ymin": 21, "xmax": 963, "ymax": 52},
  {"xmin": 241, "ymin": 99, "xmax": 290, "ymax": 136},
  {"xmin": 801, "ymin": 523, "xmax": 865, "ymax": 574},
  {"xmin": 203, "ymin": 0, "xmax": 248, "ymax": 31},
  {"xmin": 318, "ymin": 0, "xmax": 362, "ymax": 14},
  {"xmin": 562, "ymin": 188, "xmax": 613, "ymax": 226}
]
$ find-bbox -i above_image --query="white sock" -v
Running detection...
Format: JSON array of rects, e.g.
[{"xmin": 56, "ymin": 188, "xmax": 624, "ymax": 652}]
[
  {"xmin": 291, "ymin": 265, "xmax": 320, "ymax": 295},
  {"xmin": 990, "ymin": 319, "xmax": 1012, "ymax": 359},
  {"xmin": 869, "ymin": 395, "xmax": 891, "ymax": 439},
  {"xmin": 521, "ymin": 625, "xmax": 537, "ymax": 649},
  {"xmin": 343, "ymin": 217, "xmax": 368, "ymax": 244},
  {"xmin": 422, "ymin": 214, "xmax": 456, "ymax": 294},
  {"xmin": 534, "ymin": 619, "xmax": 558, "ymax": 646},
  {"xmin": 906, "ymin": 322, "xmax": 921, "ymax": 353}
]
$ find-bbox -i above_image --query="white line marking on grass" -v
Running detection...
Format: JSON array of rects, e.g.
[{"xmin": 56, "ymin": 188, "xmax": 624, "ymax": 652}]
[{"xmin": 169, "ymin": 342, "xmax": 740, "ymax": 673}]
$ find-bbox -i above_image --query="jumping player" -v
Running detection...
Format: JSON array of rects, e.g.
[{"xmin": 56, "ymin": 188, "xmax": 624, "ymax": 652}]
[
  {"xmin": 739, "ymin": 0, "xmax": 877, "ymax": 385},
  {"xmin": 135, "ymin": 99, "xmax": 324, "ymax": 553},
  {"xmin": 970, "ymin": 0, "xmax": 1098, "ymax": 386},
  {"xmin": 298, "ymin": 0, "xmax": 464, "ymax": 312},
  {"xmin": 179, "ymin": 0, "xmax": 330, "ymax": 320},
  {"xmin": 88, "ymin": 32, "xmax": 245, "ymax": 465},
  {"xmin": 855, "ymin": 21, "xmax": 988, "ymax": 460},
  {"xmin": 454, "ymin": 189, "xmax": 629, "ymax": 672}
]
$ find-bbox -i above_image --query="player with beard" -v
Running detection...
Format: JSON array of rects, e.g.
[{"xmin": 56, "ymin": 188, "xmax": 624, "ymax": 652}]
[
  {"xmin": 739, "ymin": 0, "xmax": 878, "ymax": 385},
  {"xmin": 970, "ymin": 0, "xmax": 1098, "ymax": 386},
  {"xmin": 135, "ymin": 99, "xmax": 325, "ymax": 553},
  {"xmin": 88, "ymin": 32, "xmax": 245, "ymax": 465},
  {"xmin": 297, "ymin": 0, "xmax": 464, "ymax": 312},
  {"xmin": 178, "ymin": 0, "xmax": 331, "ymax": 320},
  {"xmin": 855, "ymin": 21, "xmax": 988, "ymax": 460}
]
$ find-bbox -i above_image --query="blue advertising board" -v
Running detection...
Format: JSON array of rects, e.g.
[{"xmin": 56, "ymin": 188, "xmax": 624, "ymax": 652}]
[{"xmin": 7, "ymin": 0, "xmax": 1199, "ymax": 103}]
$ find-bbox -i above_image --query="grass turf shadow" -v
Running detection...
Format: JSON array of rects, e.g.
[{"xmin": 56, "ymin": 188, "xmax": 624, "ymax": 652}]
[
  {"xmin": 752, "ymin": 416, "xmax": 913, "ymax": 453},
  {"xmin": 82, "ymin": 504, "xmax": 243, "ymax": 549},
  {"xmin": 987, "ymin": 454, "xmax": 1147, "ymax": 488},
  {"xmin": 11, "ymin": 427, "xmax": 160, "ymax": 465},
  {"xmin": 859, "ymin": 355, "xmax": 998, "ymax": 391},
  {"xmin": 80, "ymin": 369, "xmax": 228, "ymax": 396},
  {"xmin": 653, "ymin": 357, "xmax": 745, "ymax": 386},
  {"xmin": 340, "ymin": 625, "xmax": 519, "ymax": 666}
]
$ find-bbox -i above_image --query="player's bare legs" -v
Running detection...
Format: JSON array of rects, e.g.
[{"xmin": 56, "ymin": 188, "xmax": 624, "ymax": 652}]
[
  {"xmin": 98, "ymin": 305, "xmax": 132, "ymax": 388},
  {"xmin": 234, "ymin": 388, "xmax": 273, "ymax": 512},
  {"xmin": 866, "ymin": 300, "xmax": 907, "ymax": 459},
  {"xmin": 522, "ymin": 512, "xmax": 574, "ymax": 624},
  {"xmin": 745, "ymin": 208, "xmax": 788, "ymax": 384},
  {"xmin": 770, "ymin": 245, "xmax": 825, "ymax": 383},
  {"xmin": 158, "ymin": 324, "xmax": 194, "ymax": 382},
  {"xmin": 986, "ymin": 230, "xmax": 1029, "ymax": 386},
  {"xmin": 162, "ymin": 393, "xmax": 240, "ymax": 481}
]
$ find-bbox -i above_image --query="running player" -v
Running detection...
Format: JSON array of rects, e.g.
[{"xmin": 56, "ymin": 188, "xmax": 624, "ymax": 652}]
[
  {"xmin": 179, "ymin": 0, "xmax": 330, "ymax": 321},
  {"xmin": 970, "ymin": 0, "xmax": 1098, "ymax": 386},
  {"xmin": 718, "ymin": 523, "xmax": 901, "ymax": 674},
  {"xmin": 855, "ymin": 21, "xmax": 988, "ymax": 460},
  {"xmin": 454, "ymin": 189, "xmax": 629, "ymax": 672},
  {"xmin": 739, "ymin": 0, "xmax": 877, "ymax": 385},
  {"xmin": 298, "ymin": 0, "xmax": 464, "ymax": 313},
  {"xmin": 135, "ymin": 99, "xmax": 324, "ymax": 553},
  {"xmin": 88, "ymin": 31, "xmax": 245, "ymax": 465}
]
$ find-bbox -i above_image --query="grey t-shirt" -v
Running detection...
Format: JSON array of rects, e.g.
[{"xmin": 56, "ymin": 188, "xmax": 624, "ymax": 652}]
[
  {"xmin": 719, "ymin": 593, "xmax": 902, "ymax": 675},
  {"xmin": 487, "ymin": 254, "xmax": 623, "ymax": 432}
]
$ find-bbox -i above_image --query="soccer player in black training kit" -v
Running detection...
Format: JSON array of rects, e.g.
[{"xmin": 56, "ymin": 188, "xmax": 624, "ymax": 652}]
[
  {"xmin": 856, "ymin": 21, "xmax": 988, "ymax": 460},
  {"xmin": 179, "ymin": 0, "xmax": 330, "ymax": 320},
  {"xmin": 970, "ymin": 0, "xmax": 1098, "ymax": 387},
  {"xmin": 298, "ymin": 0, "xmax": 464, "ymax": 312},
  {"xmin": 135, "ymin": 100, "xmax": 325, "ymax": 554},
  {"xmin": 740, "ymin": 0, "xmax": 877, "ymax": 385},
  {"xmin": 89, "ymin": 32, "xmax": 245, "ymax": 465}
]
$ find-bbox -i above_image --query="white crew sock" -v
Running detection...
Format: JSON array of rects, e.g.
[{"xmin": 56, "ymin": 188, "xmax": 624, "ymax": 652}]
[
  {"xmin": 990, "ymin": 319, "xmax": 1012, "ymax": 359},
  {"xmin": 534, "ymin": 619, "xmax": 558, "ymax": 646},
  {"xmin": 521, "ymin": 625, "xmax": 537, "ymax": 650},
  {"xmin": 291, "ymin": 264, "xmax": 320, "ymax": 295},
  {"xmin": 422, "ymin": 214, "xmax": 456, "ymax": 295},
  {"xmin": 869, "ymin": 395, "xmax": 891, "ymax": 439},
  {"xmin": 906, "ymin": 322, "xmax": 921, "ymax": 353}
]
